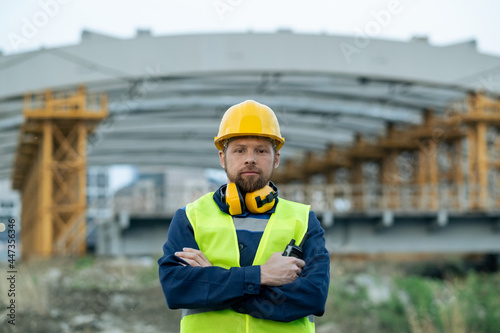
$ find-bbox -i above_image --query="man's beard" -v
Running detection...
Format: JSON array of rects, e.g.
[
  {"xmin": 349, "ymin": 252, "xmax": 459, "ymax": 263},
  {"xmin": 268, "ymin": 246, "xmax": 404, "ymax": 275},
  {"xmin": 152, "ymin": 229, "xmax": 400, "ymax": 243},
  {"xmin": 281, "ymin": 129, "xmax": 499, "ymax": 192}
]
[{"xmin": 225, "ymin": 164, "xmax": 274, "ymax": 193}]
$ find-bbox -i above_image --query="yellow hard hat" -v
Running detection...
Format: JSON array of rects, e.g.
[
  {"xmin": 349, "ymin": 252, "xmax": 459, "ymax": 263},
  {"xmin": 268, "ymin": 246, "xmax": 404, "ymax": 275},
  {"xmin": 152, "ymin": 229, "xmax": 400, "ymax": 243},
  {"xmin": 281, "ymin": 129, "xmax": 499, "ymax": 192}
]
[{"xmin": 214, "ymin": 100, "xmax": 285, "ymax": 150}]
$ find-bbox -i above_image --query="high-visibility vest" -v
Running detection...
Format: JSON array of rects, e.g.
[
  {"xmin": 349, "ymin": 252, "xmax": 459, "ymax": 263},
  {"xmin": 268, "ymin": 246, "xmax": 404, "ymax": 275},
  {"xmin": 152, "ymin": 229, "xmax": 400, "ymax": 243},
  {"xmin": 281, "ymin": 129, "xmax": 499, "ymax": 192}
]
[{"xmin": 182, "ymin": 193, "xmax": 315, "ymax": 333}]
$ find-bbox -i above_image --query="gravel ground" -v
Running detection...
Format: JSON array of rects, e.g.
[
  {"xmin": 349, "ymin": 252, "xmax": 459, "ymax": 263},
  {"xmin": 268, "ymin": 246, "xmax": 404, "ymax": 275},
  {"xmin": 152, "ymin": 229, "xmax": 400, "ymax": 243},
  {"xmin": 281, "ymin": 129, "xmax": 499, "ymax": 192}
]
[
  {"xmin": 0, "ymin": 257, "xmax": 181, "ymax": 333},
  {"xmin": 2, "ymin": 254, "xmax": 481, "ymax": 332}
]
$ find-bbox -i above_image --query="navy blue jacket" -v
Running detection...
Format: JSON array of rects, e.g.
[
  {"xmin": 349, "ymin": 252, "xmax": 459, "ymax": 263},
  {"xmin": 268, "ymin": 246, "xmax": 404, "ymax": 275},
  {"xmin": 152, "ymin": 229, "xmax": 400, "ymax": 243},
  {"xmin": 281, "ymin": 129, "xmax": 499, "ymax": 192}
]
[{"xmin": 158, "ymin": 185, "xmax": 330, "ymax": 322}]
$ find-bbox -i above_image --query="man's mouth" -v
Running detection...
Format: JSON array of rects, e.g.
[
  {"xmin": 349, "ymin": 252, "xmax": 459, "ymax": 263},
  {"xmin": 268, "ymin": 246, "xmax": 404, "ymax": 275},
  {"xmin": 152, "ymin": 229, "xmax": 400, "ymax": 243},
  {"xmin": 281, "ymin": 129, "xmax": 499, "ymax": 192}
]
[{"xmin": 240, "ymin": 170, "xmax": 260, "ymax": 176}]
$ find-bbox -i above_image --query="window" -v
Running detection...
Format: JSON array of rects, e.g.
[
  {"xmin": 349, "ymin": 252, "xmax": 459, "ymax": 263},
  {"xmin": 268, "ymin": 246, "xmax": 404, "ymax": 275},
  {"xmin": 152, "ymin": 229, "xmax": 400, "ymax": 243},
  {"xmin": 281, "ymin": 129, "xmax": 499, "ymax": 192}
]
[
  {"xmin": 1, "ymin": 201, "xmax": 14, "ymax": 208},
  {"xmin": 97, "ymin": 174, "xmax": 108, "ymax": 187}
]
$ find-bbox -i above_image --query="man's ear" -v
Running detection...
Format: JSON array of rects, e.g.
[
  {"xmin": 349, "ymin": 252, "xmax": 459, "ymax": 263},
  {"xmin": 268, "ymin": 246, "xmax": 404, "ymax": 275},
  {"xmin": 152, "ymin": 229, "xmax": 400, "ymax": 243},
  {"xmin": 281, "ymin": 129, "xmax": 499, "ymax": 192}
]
[
  {"xmin": 219, "ymin": 150, "xmax": 225, "ymax": 168},
  {"xmin": 274, "ymin": 151, "xmax": 280, "ymax": 169}
]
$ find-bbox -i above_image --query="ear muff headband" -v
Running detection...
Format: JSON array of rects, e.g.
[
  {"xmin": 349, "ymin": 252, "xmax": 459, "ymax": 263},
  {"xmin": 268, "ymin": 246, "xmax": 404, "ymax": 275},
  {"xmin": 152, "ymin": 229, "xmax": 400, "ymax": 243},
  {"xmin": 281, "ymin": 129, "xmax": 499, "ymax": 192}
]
[{"xmin": 225, "ymin": 183, "xmax": 245, "ymax": 215}]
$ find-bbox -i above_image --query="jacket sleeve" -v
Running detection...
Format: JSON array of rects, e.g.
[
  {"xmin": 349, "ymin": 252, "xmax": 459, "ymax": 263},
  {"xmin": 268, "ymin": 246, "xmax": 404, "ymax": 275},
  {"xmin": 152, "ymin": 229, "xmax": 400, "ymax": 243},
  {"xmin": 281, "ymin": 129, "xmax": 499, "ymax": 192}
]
[
  {"xmin": 158, "ymin": 208, "xmax": 262, "ymax": 309},
  {"xmin": 229, "ymin": 211, "xmax": 330, "ymax": 322}
]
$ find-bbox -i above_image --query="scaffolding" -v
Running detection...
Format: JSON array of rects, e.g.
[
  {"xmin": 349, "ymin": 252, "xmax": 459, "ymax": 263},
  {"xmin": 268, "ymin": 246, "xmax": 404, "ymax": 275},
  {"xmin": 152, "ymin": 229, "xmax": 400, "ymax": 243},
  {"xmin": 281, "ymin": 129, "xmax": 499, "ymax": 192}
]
[
  {"xmin": 12, "ymin": 86, "xmax": 107, "ymax": 259},
  {"xmin": 273, "ymin": 93, "xmax": 500, "ymax": 213}
]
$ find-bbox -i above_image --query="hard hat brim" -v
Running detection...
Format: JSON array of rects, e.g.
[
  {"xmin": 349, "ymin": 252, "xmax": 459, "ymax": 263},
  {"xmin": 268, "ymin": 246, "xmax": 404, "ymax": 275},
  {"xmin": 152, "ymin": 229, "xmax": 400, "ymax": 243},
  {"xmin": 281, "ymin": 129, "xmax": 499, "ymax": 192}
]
[{"xmin": 214, "ymin": 133, "xmax": 285, "ymax": 151}]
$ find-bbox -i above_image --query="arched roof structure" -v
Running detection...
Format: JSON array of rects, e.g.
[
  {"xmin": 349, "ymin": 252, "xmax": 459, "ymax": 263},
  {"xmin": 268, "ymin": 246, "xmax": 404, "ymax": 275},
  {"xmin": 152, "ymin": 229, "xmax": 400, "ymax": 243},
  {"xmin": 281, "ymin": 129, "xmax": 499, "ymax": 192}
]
[{"xmin": 1, "ymin": 30, "xmax": 500, "ymax": 180}]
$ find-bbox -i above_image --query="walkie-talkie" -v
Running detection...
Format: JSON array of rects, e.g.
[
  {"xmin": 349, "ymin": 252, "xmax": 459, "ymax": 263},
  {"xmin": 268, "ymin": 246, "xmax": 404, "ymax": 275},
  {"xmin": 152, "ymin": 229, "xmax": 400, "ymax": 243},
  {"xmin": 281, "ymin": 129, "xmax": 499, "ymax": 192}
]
[{"xmin": 282, "ymin": 239, "xmax": 303, "ymax": 259}]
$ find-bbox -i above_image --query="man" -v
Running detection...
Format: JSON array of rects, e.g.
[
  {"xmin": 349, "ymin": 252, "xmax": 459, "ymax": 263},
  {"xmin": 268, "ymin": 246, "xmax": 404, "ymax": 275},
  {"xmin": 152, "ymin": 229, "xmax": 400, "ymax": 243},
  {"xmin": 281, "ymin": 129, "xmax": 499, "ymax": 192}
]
[{"xmin": 158, "ymin": 100, "xmax": 330, "ymax": 332}]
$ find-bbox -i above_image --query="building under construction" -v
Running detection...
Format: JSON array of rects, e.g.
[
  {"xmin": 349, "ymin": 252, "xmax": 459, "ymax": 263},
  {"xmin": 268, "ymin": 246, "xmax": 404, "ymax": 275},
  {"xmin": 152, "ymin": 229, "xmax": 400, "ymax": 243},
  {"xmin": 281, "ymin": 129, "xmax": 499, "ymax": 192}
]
[{"xmin": 0, "ymin": 30, "xmax": 499, "ymax": 259}]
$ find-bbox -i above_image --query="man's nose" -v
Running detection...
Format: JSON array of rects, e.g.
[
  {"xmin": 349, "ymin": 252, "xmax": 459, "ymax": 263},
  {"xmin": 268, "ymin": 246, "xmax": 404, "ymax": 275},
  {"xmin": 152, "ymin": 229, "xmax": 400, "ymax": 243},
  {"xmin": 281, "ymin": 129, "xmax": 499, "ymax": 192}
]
[{"xmin": 244, "ymin": 151, "xmax": 256, "ymax": 164}]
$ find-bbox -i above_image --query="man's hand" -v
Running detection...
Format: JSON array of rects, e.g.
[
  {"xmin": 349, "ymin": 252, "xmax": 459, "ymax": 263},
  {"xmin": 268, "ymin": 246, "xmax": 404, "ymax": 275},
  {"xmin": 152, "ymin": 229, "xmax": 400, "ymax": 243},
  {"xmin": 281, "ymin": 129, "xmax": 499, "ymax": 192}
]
[
  {"xmin": 175, "ymin": 248, "xmax": 212, "ymax": 267},
  {"xmin": 260, "ymin": 252, "xmax": 305, "ymax": 286}
]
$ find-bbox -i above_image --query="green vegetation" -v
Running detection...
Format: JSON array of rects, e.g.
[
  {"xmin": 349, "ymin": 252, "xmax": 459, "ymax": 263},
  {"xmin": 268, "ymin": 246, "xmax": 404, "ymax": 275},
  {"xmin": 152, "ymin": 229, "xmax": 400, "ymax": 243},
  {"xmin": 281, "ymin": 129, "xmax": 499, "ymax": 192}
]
[
  {"xmin": 138, "ymin": 261, "xmax": 161, "ymax": 286},
  {"xmin": 318, "ymin": 264, "xmax": 500, "ymax": 333},
  {"xmin": 2, "ymin": 255, "xmax": 497, "ymax": 333},
  {"xmin": 74, "ymin": 255, "xmax": 95, "ymax": 270}
]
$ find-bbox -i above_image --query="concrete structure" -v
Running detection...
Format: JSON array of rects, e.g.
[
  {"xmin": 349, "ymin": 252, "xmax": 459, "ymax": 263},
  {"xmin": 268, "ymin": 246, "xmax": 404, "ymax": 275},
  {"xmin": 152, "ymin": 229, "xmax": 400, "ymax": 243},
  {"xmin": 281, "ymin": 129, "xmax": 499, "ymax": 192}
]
[
  {"xmin": 325, "ymin": 213, "xmax": 500, "ymax": 254},
  {"xmin": 99, "ymin": 166, "xmax": 218, "ymax": 255},
  {"xmin": 1, "ymin": 31, "xmax": 500, "ymax": 178},
  {"xmin": 86, "ymin": 165, "xmax": 112, "ymax": 252},
  {"xmin": 96, "ymin": 214, "xmax": 500, "ymax": 256},
  {"xmin": 113, "ymin": 166, "xmax": 215, "ymax": 216},
  {"xmin": 2, "ymin": 31, "xmax": 500, "ymax": 256},
  {"xmin": 96, "ymin": 213, "xmax": 170, "ymax": 256}
]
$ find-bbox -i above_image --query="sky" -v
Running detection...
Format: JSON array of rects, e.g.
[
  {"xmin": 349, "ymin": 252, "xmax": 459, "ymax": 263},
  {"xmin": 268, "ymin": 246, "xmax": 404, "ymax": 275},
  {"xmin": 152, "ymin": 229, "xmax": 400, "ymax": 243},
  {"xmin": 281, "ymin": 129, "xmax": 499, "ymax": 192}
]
[
  {"xmin": 1, "ymin": 0, "xmax": 500, "ymax": 56},
  {"xmin": 2, "ymin": 0, "xmax": 500, "ymax": 191}
]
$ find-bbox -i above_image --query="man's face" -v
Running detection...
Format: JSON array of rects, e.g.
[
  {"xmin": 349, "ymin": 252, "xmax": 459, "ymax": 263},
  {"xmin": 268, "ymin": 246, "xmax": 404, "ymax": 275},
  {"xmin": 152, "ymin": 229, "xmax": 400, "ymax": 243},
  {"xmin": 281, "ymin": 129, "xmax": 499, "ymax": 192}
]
[{"xmin": 219, "ymin": 137, "xmax": 280, "ymax": 193}]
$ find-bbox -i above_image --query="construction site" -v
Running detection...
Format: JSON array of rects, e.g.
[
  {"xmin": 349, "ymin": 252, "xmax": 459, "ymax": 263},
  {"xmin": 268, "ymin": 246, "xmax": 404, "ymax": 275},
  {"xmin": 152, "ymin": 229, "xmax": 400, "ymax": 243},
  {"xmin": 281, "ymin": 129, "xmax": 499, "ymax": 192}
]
[{"xmin": 1, "ymin": 29, "xmax": 500, "ymax": 332}]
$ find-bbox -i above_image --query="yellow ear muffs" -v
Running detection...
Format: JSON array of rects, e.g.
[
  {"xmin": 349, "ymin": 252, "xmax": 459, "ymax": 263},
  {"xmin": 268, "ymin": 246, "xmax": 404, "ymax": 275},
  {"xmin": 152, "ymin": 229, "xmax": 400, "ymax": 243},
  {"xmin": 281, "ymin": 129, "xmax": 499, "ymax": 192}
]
[
  {"xmin": 225, "ymin": 183, "xmax": 245, "ymax": 215},
  {"xmin": 245, "ymin": 185, "xmax": 277, "ymax": 214}
]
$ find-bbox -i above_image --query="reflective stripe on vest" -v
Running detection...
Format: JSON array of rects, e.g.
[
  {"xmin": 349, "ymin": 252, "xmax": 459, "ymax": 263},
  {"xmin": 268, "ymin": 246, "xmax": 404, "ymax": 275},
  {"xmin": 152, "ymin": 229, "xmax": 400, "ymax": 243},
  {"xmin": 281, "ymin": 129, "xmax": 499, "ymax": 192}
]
[{"xmin": 182, "ymin": 193, "xmax": 314, "ymax": 333}]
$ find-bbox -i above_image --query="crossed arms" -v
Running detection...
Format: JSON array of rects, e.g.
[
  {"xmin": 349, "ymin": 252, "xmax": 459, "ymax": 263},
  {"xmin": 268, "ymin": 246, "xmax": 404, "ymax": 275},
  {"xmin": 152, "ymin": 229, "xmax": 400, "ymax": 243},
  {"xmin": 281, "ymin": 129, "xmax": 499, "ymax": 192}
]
[{"xmin": 158, "ymin": 209, "xmax": 330, "ymax": 322}]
